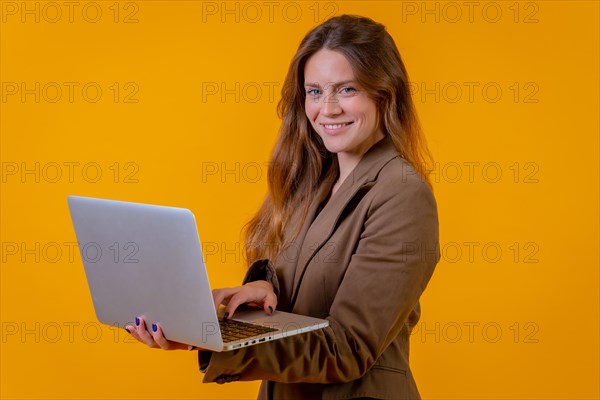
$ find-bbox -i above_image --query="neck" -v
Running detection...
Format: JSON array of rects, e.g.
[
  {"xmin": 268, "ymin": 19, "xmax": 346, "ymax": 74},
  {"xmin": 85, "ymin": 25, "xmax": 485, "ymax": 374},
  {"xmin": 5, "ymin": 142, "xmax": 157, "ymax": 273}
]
[
  {"xmin": 335, "ymin": 133, "xmax": 385, "ymax": 185},
  {"xmin": 336, "ymin": 154, "xmax": 361, "ymax": 186}
]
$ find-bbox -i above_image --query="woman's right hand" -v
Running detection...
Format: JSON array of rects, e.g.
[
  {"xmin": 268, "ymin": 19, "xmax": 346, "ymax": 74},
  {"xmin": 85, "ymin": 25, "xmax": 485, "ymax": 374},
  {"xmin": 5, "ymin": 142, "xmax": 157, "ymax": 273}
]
[{"xmin": 212, "ymin": 280, "xmax": 278, "ymax": 319}]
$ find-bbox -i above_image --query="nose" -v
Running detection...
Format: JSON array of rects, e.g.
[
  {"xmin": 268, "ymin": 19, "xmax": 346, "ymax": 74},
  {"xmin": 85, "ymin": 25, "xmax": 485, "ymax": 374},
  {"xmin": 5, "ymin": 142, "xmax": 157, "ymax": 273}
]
[{"xmin": 321, "ymin": 93, "xmax": 342, "ymax": 116}]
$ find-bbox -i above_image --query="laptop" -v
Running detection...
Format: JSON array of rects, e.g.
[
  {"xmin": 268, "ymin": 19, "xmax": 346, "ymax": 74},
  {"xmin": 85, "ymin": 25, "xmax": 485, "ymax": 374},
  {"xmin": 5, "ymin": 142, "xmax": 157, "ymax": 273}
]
[{"xmin": 67, "ymin": 195, "xmax": 328, "ymax": 351}]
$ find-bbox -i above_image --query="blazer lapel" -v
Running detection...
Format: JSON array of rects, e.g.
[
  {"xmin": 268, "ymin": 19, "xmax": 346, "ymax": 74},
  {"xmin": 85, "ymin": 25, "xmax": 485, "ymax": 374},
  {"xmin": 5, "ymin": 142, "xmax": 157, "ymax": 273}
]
[
  {"xmin": 276, "ymin": 180, "xmax": 332, "ymax": 311},
  {"xmin": 289, "ymin": 136, "xmax": 400, "ymax": 308}
]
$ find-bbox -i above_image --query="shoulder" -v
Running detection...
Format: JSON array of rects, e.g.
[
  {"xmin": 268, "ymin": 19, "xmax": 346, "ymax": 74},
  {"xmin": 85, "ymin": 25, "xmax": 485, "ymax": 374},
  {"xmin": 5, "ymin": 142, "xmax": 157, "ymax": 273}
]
[
  {"xmin": 360, "ymin": 156, "xmax": 439, "ymax": 247},
  {"xmin": 369, "ymin": 156, "xmax": 436, "ymax": 210}
]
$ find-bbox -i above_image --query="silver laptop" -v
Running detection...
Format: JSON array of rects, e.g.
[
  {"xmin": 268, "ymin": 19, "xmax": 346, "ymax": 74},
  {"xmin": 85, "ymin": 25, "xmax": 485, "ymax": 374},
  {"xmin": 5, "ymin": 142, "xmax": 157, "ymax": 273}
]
[{"xmin": 67, "ymin": 195, "xmax": 328, "ymax": 351}]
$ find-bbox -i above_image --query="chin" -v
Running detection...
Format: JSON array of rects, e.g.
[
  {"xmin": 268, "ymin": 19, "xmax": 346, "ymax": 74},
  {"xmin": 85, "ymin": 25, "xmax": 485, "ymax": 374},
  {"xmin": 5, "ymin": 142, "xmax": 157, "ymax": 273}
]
[
  {"xmin": 322, "ymin": 143, "xmax": 345, "ymax": 155},
  {"xmin": 320, "ymin": 137, "xmax": 347, "ymax": 154}
]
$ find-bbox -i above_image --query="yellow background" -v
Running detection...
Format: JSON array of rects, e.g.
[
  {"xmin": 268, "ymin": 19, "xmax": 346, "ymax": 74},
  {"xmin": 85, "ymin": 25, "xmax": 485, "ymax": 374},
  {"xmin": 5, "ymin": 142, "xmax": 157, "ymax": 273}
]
[{"xmin": 1, "ymin": 1, "xmax": 598, "ymax": 399}]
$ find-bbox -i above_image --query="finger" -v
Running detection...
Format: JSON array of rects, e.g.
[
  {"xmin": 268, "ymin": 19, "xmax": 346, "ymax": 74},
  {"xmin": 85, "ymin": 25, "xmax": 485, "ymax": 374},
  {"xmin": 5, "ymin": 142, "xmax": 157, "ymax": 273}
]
[
  {"xmin": 135, "ymin": 317, "xmax": 158, "ymax": 348},
  {"xmin": 125, "ymin": 324, "xmax": 144, "ymax": 343},
  {"xmin": 150, "ymin": 323, "xmax": 168, "ymax": 349},
  {"xmin": 224, "ymin": 291, "xmax": 253, "ymax": 319},
  {"xmin": 262, "ymin": 291, "xmax": 278, "ymax": 315},
  {"xmin": 150, "ymin": 323, "xmax": 181, "ymax": 350},
  {"xmin": 212, "ymin": 287, "xmax": 239, "ymax": 312},
  {"xmin": 127, "ymin": 320, "xmax": 145, "ymax": 342}
]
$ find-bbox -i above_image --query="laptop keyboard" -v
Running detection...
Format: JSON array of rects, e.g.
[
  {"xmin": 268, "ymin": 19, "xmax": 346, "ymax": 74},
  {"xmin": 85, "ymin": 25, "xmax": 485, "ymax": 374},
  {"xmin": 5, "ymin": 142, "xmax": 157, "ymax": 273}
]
[{"xmin": 219, "ymin": 319, "xmax": 278, "ymax": 343}]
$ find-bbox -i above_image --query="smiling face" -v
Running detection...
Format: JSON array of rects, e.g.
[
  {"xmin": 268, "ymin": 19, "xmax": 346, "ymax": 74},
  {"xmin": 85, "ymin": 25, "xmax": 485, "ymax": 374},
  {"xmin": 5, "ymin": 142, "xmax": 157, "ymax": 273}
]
[{"xmin": 304, "ymin": 49, "xmax": 385, "ymax": 167}]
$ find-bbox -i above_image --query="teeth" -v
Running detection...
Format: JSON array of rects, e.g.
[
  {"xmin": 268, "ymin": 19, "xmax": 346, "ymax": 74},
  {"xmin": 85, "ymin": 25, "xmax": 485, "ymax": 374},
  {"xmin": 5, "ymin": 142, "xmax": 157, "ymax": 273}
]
[{"xmin": 323, "ymin": 123, "xmax": 350, "ymax": 129}]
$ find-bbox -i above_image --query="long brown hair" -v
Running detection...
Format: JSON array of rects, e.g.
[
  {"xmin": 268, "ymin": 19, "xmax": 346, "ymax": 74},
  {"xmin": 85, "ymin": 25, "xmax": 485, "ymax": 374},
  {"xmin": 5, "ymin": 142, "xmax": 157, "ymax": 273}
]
[{"xmin": 243, "ymin": 14, "xmax": 433, "ymax": 265}]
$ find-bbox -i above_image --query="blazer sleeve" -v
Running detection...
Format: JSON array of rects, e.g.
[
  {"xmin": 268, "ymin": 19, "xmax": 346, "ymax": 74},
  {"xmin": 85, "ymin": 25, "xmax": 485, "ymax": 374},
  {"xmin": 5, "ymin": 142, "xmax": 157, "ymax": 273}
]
[
  {"xmin": 197, "ymin": 258, "xmax": 281, "ymax": 372},
  {"xmin": 199, "ymin": 176, "xmax": 440, "ymax": 384},
  {"xmin": 241, "ymin": 258, "xmax": 281, "ymax": 298}
]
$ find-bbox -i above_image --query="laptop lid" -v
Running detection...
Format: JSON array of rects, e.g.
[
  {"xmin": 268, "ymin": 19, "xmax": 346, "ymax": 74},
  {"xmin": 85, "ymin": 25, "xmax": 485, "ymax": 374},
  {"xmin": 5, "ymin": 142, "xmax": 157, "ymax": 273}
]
[{"xmin": 68, "ymin": 195, "xmax": 225, "ymax": 351}]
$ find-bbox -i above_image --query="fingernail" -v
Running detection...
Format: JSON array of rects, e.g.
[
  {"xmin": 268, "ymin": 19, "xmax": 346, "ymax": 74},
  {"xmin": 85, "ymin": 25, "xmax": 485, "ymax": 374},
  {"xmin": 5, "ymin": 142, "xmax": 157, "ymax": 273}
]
[
  {"xmin": 125, "ymin": 328, "xmax": 131, "ymax": 334},
  {"xmin": 224, "ymin": 311, "xmax": 229, "ymax": 319},
  {"xmin": 188, "ymin": 345, "xmax": 196, "ymax": 351},
  {"xmin": 269, "ymin": 306, "xmax": 274, "ymax": 313},
  {"xmin": 135, "ymin": 317, "xmax": 140, "ymax": 326},
  {"xmin": 152, "ymin": 323, "xmax": 157, "ymax": 332}
]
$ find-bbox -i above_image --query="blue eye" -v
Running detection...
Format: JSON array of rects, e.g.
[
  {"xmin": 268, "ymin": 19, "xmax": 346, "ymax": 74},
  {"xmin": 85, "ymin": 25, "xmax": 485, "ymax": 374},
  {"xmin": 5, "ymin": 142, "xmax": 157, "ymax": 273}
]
[
  {"xmin": 306, "ymin": 88, "xmax": 321, "ymax": 96},
  {"xmin": 340, "ymin": 87, "xmax": 357, "ymax": 94}
]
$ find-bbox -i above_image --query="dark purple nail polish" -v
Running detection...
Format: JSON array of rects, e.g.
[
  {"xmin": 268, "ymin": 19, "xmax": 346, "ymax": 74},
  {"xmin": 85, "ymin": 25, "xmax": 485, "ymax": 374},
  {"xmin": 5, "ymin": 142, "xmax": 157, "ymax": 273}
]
[
  {"xmin": 268, "ymin": 306, "xmax": 274, "ymax": 313},
  {"xmin": 224, "ymin": 312, "xmax": 229, "ymax": 319},
  {"xmin": 152, "ymin": 323, "xmax": 157, "ymax": 332},
  {"xmin": 135, "ymin": 317, "xmax": 140, "ymax": 326},
  {"xmin": 125, "ymin": 328, "xmax": 131, "ymax": 334}
]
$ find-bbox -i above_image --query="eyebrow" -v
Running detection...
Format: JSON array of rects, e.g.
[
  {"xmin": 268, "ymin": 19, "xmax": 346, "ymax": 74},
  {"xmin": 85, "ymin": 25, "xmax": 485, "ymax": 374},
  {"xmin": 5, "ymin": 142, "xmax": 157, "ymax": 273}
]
[{"xmin": 304, "ymin": 80, "xmax": 356, "ymax": 89}]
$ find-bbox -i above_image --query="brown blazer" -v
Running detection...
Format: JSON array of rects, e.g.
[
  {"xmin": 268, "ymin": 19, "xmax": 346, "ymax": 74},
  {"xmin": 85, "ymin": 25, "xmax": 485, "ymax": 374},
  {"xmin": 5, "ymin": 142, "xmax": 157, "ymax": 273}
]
[{"xmin": 199, "ymin": 136, "xmax": 440, "ymax": 399}]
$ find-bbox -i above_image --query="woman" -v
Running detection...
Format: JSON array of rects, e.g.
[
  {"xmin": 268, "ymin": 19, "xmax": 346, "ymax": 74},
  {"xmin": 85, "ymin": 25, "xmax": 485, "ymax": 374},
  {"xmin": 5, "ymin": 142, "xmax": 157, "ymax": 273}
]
[{"xmin": 128, "ymin": 14, "xmax": 440, "ymax": 399}]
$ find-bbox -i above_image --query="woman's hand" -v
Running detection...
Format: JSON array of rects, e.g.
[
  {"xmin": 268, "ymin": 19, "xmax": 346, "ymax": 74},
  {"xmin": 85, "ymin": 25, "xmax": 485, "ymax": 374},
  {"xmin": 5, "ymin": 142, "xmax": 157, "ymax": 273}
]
[
  {"xmin": 125, "ymin": 317, "xmax": 199, "ymax": 351},
  {"xmin": 212, "ymin": 280, "xmax": 277, "ymax": 319}
]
